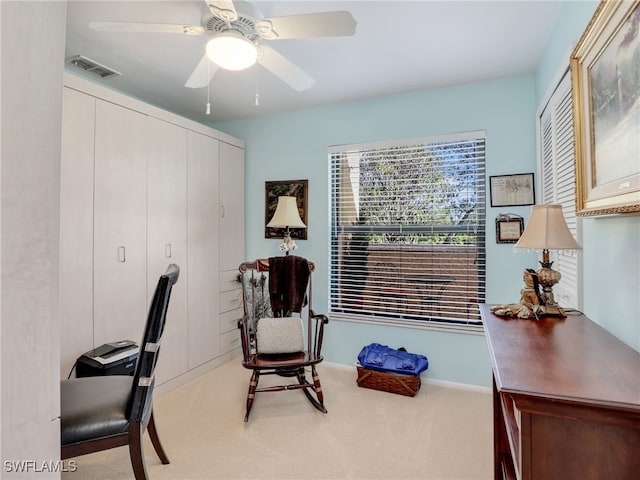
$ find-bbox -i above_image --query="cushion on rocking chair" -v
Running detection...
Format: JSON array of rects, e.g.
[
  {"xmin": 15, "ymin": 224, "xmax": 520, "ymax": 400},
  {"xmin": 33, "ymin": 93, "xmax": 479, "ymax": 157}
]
[{"xmin": 256, "ymin": 317, "xmax": 305, "ymax": 354}]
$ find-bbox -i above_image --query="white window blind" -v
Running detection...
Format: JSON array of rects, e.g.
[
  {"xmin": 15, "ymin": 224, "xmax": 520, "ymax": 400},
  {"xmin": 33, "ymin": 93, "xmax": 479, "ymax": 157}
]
[
  {"xmin": 329, "ymin": 132, "xmax": 486, "ymax": 328},
  {"xmin": 539, "ymin": 70, "xmax": 581, "ymax": 309}
]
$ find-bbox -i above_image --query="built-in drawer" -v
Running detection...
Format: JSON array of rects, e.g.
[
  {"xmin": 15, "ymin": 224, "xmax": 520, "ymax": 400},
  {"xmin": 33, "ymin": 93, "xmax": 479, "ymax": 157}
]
[
  {"xmin": 220, "ymin": 308, "xmax": 242, "ymax": 334},
  {"xmin": 219, "ymin": 329, "xmax": 241, "ymax": 355},
  {"xmin": 219, "ymin": 269, "xmax": 241, "ymax": 293},
  {"xmin": 219, "ymin": 289, "xmax": 241, "ymax": 314}
]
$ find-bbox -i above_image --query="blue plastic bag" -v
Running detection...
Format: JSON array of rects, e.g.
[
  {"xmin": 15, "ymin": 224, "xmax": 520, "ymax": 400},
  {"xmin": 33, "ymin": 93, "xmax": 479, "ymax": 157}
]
[{"xmin": 357, "ymin": 343, "xmax": 429, "ymax": 375}]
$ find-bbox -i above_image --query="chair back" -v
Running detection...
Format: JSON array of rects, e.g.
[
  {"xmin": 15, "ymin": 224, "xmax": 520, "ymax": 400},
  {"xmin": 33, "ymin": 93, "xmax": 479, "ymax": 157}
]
[
  {"xmin": 239, "ymin": 256, "xmax": 315, "ymax": 356},
  {"xmin": 127, "ymin": 264, "xmax": 180, "ymax": 423}
]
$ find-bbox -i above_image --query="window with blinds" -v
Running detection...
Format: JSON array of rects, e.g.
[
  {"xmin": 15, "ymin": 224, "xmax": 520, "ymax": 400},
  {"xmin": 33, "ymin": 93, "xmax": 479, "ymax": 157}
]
[
  {"xmin": 539, "ymin": 70, "xmax": 581, "ymax": 309},
  {"xmin": 329, "ymin": 132, "xmax": 486, "ymax": 329}
]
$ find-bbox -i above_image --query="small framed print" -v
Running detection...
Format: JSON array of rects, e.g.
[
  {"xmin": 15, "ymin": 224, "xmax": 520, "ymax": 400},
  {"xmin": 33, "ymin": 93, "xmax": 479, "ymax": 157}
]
[
  {"xmin": 495, "ymin": 214, "xmax": 524, "ymax": 244},
  {"xmin": 490, "ymin": 173, "xmax": 535, "ymax": 207}
]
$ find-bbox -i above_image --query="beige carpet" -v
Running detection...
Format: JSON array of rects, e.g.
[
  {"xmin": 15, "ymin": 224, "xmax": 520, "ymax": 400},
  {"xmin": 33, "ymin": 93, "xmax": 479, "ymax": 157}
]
[{"xmin": 62, "ymin": 358, "xmax": 493, "ymax": 480}]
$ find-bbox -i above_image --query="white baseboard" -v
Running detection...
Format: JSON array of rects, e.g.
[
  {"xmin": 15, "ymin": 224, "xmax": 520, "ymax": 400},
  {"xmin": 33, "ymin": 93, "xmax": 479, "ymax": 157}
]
[
  {"xmin": 422, "ymin": 377, "xmax": 491, "ymax": 394},
  {"xmin": 153, "ymin": 354, "xmax": 491, "ymax": 398},
  {"xmin": 155, "ymin": 348, "xmax": 241, "ymax": 396}
]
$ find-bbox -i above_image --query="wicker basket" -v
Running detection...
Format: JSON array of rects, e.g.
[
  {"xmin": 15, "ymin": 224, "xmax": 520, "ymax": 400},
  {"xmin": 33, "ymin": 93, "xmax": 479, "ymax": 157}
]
[{"xmin": 356, "ymin": 366, "xmax": 421, "ymax": 397}]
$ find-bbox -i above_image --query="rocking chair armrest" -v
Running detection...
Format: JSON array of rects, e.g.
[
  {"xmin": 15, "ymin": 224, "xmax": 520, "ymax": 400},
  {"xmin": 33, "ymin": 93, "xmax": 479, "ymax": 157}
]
[
  {"xmin": 309, "ymin": 309, "xmax": 329, "ymax": 325},
  {"xmin": 309, "ymin": 309, "xmax": 329, "ymax": 356}
]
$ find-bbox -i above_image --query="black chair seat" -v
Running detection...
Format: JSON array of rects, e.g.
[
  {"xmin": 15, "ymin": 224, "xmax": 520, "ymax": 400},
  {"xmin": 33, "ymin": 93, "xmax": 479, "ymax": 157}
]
[
  {"xmin": 61, "ymin": 375, "xmax": 131, "ymax": 446},
  {"xmin": 60, "ymin": 264, "xmax": 179, "ymax": 479}
]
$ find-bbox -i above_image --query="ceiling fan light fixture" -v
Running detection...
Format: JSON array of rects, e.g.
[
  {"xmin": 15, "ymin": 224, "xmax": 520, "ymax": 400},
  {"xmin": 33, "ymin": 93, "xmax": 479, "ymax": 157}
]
[{"xmin": 206, "ymin": 31, "xmax": 257, "ymax": 71}]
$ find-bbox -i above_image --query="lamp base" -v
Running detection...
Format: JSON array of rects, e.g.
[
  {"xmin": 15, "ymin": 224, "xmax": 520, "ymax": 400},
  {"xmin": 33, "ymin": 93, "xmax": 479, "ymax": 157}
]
[
  {"xmin": 278, "ymin": 232, "xmax": 297, "ymax": 255},
  {"xmin": 535, "ymin": 263, "xmax": 566, "ymax": 317},
  {"xmin": 537, "ymin": 260, "xmax": 561, "ymax": 307},
  {"xmin": 491, "ymin": 260, "xmax": 567, "ymax": 319},
  {"xmin": 491, "ymin": 303, "xmax": 565, "ymax": 319},
  {"xmin": 540, "ymin": 304, "xmax": 565, "ymax": 317}
]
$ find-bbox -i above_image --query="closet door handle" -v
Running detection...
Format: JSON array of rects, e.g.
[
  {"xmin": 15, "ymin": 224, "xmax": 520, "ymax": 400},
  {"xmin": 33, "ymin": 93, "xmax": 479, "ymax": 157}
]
[
  {"xmin": 220, "ymin": 204, "xmax": 225, "ymax": 218},
  {"xmin": 118, "ymin": 246, "xmax": 126, "ymax": 263},
  {"xmin": 165, "ymin": 243, "xmax": 172, "ymax": 258}
]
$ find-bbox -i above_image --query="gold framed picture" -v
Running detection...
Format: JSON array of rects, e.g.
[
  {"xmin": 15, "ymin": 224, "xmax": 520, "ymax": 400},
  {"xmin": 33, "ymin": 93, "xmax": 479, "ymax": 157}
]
[{"xmin": 571, "ymin": 0, "xmax": 640, "ymax": 216}]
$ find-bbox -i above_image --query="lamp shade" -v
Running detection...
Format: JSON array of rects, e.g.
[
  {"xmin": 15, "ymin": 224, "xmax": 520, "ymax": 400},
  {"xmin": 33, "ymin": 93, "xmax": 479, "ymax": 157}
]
[
  {"xmin": 206, "ymin": 31, "xmax": 257, "ymax": 71},
  {"xmin": 515, "ymin": 204, "xmax": 581, "ymax": 251},
  {"xmin": 267, "ymin": 196, "xmax": 306, "ymax": 229}
]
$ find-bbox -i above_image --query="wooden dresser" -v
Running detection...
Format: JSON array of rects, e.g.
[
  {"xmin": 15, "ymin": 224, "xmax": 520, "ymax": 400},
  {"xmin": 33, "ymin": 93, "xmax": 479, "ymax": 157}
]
[{"xmin": 480, "ymin": 304, "xmax": 640, "ymax": 480}]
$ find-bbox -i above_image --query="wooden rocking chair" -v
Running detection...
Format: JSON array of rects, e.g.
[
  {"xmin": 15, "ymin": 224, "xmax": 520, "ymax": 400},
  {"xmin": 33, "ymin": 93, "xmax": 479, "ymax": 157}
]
[{"xmin": 238, "ymin": 256, "xmax": 329, "ymax": 421}]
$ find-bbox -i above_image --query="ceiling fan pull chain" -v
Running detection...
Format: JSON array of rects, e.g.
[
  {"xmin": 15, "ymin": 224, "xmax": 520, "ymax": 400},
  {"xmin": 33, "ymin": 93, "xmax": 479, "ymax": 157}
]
[
  {"xmin": 206, "ymin": 61, "xmax": 212, "ymax": 115},
  {"xmin": 254, "ymin": 69, "xmax": 260, "ymax": 107}
]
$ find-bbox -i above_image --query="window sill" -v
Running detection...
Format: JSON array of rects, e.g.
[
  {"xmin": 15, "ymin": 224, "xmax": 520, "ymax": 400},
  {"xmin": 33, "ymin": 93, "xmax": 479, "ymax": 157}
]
[{"xmin": 329, "ymin": 311, "xmax": 485, "ymax": 335}]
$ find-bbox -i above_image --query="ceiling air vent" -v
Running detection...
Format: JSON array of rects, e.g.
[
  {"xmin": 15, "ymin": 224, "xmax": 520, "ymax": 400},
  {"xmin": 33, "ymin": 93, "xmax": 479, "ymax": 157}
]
[{"xmin": 67, "ymin": 55, "xmax": 121, "ymax": 79}]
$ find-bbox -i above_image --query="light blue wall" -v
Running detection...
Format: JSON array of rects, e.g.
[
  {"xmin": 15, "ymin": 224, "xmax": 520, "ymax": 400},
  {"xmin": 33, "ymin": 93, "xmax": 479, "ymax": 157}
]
[
  {"xmin": 217, "ymin": 77, "xmax": 540, "ymax": 387},
  {"xmin": 535, "ymin": 1, "xmax": 598, "ymax": 101},
  {"xmin": 215, "ymin": 0, "xmax": 639, "ymax": 385},
  {"xmin": 536, "ymin": 0, "xmax": 640, "ymax": 352}
]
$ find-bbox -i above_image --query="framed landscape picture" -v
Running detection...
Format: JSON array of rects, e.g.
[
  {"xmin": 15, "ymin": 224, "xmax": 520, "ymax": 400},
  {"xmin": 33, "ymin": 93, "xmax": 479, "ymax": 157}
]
[{"xmin": 571, "ymin": 0, "xmax": 640, "ymax": 216}]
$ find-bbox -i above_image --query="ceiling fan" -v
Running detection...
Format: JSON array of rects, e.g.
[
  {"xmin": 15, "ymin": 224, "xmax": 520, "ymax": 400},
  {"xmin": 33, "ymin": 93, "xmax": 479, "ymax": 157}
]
[{"xmin": 89, "ymin": 0, "xmax": 357, "ymax": 92}]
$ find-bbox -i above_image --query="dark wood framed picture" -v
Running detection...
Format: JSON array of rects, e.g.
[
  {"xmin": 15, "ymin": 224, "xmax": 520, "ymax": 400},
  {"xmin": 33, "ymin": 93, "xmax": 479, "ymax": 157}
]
[
  {"xmin": 264, "ymin": 179, "xmax": 308, "ymax": 240},
  {"xmin": 495, "ymin": 214, "xmax": 524, "ymax": 244},
  {"xmin": 490, "ymin": 173, "xmax": 535, "ymax": 207}
]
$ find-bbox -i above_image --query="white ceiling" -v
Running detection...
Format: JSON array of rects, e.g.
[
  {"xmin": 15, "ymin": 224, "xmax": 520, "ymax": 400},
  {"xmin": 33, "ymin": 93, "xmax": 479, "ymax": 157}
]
[{"xmin": 65, "ymin": 0, "xmax": 563, "ymax": 125}]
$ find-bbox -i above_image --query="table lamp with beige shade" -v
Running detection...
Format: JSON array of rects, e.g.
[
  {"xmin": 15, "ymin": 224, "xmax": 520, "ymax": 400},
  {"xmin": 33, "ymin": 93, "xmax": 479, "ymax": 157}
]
[
  {"xmin": 513, "ymin": 204, "xmax": 582, "ymax": 314},
  {"xmin": 492, "ymin": 204, "xmax": 581, "ymax": 318},
  {"xmin": 267, "ymin": 196, "xmax": 306, "ymax": 254}
]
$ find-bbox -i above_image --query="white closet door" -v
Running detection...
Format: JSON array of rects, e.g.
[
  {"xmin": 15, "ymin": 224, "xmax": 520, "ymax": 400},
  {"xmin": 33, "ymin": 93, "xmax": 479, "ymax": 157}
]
[
  {"xmin": 218, "ymin": 141, "xmax": 244, "ymax": 355},
  {"xmin": 147, "ymin": 116, "xmax": 189, "ymax": 384},
  {"xmin": 187, "ymin": 131, "xmax": 220, "ymax": 367},
  {"xmin": 93, "ymin": 99, "xmax": 148, "ymax": 346},
  {"xmin": 219, "ymin": 141, "xmax": 245, "ymax": 271},
  {"xmin": 60, "ymin": 87, "xmax": 95, "ymax": 378}
]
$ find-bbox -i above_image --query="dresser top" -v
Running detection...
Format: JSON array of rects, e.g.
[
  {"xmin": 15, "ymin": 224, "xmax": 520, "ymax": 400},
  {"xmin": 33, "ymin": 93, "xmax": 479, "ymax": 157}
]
[{"xmin": 481, "ymin": 304, "xmax": 640, "ymax": 410}]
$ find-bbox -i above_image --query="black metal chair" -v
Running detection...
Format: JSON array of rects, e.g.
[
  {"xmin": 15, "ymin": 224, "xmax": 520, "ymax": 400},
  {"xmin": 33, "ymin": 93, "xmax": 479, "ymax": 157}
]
[
  {"xmin": 238, "ymin": 256, "xmax": 329, "ymax": 422},
  {"xmin": 60, "ymin": 264, "xmax": 179, "ymax": 480}
]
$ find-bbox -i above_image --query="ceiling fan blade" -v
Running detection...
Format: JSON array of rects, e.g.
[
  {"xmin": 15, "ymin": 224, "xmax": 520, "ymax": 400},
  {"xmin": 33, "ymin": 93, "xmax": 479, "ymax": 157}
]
[
  {"xmin": 89, "ymin": 21, "xmax": 205, "ymax": 35},
  {"xmin": 204, "ymin": 0, "xmax": 238, "ymax": 22},
  {"xmin": 258, "ymin": 47, "xmax": 315, "ymax": 92},
  {"xmin": 185, "ymin": 55, "xmax": 219, "ymax": 88},
  {"xmin": 256, "ymin": 11, "xmax": 357, "ymax": 40}
]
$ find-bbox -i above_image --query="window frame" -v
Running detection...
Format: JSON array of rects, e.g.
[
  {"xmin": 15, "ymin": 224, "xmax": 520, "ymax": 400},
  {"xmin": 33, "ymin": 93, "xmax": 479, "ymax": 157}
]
[{"xmin": 328, "ymin": 131, "xmax": 487, "ymax": 333}]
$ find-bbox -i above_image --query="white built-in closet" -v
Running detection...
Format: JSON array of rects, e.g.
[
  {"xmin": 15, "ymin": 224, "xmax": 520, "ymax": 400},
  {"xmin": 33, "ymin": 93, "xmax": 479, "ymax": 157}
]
[{"xmin": 60, "ymin": 74, "xmax": 244, "ymax": 389}]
